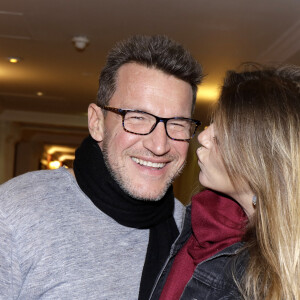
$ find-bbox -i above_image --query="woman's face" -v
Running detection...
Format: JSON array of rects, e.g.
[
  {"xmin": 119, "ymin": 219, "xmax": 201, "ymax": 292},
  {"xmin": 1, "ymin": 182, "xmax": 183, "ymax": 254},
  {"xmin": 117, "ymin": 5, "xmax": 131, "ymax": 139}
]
[
  {"xmin": 197, "ymin": 124, "xmax": 235, "ymax": 195},
  {"xmin": 197, "ymin": 124, "xmax": 254, "ymax": 216}
]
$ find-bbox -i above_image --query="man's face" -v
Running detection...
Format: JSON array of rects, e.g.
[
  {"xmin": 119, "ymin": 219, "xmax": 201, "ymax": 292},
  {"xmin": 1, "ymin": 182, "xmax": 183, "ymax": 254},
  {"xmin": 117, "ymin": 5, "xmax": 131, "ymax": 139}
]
[{"xmin": 98, "ymin": 63, "xmax": 193, "ymax": 200}]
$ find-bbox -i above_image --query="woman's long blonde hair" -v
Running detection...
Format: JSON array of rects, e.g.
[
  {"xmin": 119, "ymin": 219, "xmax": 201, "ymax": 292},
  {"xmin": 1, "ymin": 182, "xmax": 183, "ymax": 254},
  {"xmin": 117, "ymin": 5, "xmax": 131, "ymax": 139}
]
[{"xmin": 213, "ymin": 64, "xmax": 300, "ymax": 300}]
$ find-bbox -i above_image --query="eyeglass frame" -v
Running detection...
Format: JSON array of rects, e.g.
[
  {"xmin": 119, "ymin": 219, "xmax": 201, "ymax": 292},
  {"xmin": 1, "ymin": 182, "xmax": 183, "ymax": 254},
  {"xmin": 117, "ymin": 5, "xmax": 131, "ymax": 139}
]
[{"xmin": 99, "ymin": 105, "xmax": 201, "ymax": 141}]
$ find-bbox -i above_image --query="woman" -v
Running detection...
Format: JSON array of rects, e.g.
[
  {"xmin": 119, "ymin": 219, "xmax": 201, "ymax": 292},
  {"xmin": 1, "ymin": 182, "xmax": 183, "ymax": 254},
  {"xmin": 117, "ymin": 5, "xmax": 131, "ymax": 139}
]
[{"xmin": 149, "ymin": 64, "xmax": 300, "ymax": 300}]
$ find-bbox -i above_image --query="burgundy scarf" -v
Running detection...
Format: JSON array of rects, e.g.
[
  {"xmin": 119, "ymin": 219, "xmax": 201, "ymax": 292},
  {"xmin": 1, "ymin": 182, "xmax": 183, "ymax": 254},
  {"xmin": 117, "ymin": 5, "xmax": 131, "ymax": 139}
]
[{"xmin": 159, "ymin": 189, "xmax": 248, "ymax": 300}]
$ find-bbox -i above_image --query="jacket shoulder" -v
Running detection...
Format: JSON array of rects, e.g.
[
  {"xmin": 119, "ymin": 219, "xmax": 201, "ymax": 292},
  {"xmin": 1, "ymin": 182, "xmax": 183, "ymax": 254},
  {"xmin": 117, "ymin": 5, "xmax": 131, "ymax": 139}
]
[{"xmin": 181, "ymin": 244, "xmax": 247, "ymax": 300}]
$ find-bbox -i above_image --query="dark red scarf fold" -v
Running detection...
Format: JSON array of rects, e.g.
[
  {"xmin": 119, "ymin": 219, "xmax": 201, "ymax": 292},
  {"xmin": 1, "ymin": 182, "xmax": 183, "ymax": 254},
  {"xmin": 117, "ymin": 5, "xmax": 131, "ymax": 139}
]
[{"xmin": 159, "ymin": 189, "xmax": 248, "ymax": 300}]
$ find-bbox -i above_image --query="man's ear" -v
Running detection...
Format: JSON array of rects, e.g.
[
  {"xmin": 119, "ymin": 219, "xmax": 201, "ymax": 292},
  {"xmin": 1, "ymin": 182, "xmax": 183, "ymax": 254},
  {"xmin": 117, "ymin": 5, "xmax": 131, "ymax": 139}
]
[{"xmin": 88, "ymin": 103, "xmax": 105, "ymax": 142}]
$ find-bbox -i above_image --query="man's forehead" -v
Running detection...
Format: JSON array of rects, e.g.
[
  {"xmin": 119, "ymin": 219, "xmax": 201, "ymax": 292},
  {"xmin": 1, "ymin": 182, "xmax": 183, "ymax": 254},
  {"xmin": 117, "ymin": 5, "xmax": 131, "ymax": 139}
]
[
  {"xmin": 116, "ymin": 62, "xmax": 165, "ymax": 83},
  {"xmin": 114, "ymin": 63, "xmax": 192, "ymax": 99}
]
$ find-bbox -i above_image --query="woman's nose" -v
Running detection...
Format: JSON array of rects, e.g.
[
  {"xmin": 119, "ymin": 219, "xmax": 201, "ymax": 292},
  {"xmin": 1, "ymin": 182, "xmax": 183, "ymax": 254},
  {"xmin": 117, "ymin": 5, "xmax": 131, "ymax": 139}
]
[{"xmin": 197, "ymin": 124, "xmax": 213, "ymax": 148}]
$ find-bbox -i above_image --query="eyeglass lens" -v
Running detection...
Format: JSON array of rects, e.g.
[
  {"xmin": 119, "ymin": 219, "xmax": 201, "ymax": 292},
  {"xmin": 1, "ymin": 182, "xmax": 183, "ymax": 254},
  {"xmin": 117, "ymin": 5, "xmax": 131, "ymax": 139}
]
[{"xmin": 123, "ymin": 111, "xmax": 196, "ymax": 140}]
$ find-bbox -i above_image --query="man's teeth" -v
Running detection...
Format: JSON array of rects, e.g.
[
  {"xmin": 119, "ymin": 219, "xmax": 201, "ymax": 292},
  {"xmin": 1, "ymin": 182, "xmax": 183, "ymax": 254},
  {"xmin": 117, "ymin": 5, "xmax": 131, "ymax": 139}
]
[{"xmin": 132, "ymin": 157, "xmax": 166, "ymax": 168}]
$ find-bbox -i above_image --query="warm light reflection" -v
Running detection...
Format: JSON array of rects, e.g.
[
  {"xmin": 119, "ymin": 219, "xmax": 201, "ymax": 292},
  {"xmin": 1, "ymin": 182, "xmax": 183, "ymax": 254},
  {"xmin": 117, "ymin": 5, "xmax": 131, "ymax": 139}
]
[
  {"xmin": 47, "ymin": 146, "xmax": 75, "ymax": 155},
  {"xmin": 196, "ymin": 86, "xmax": 220, "ymax": 102},
  {"xmin": 48, "ymin": 160, "xmax": 62, "ymax": 169},
  {"xmin": 41, "ymin": 144, "xmax": 76, "ymax": 170},
  {"xmin": 58, "ymin": 154, "xmax": 75, "ymax": 162}
]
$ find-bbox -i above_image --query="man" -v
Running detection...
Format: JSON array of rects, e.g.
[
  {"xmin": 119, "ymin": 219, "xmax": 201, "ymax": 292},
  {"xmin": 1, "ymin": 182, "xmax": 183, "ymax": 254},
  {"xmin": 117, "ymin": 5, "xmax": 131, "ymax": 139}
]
[{"xmin": 0, "ymin": 35, "xmax": 202, "ymax": 299}]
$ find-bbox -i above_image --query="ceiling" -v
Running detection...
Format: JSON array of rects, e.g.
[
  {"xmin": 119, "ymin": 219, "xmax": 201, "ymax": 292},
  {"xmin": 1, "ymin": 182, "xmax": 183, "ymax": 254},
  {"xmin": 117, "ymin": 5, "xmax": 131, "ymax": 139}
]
[{"xmin": 0, "ymin": 0, "xmax": 300, "ymax": 125}]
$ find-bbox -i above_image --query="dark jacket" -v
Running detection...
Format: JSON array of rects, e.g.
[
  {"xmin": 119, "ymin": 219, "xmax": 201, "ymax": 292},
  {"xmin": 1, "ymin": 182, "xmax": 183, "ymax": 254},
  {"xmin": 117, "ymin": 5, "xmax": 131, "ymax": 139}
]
[{"xmin": 149, "ymin": 205, "xmax": 248, "ymax": 300}]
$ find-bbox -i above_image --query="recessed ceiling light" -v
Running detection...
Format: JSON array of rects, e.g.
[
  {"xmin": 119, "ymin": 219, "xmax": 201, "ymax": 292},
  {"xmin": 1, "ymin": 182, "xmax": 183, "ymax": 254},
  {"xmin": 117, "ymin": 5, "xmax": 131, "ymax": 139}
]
[
  {"xmin": 36, "ymin": 92, "xmax": 43, "ymax": 96},
  {"xmin": 8, "ymin": 57, "xmax": 21, "ymax": 64}
]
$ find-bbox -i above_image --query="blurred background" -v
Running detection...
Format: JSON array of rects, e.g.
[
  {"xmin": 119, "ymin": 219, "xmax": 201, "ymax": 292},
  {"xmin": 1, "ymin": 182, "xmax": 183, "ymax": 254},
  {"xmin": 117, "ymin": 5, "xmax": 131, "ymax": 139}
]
[{"xmin": 1, "ymin": 0, "xmax": 299, "ymax": 204}]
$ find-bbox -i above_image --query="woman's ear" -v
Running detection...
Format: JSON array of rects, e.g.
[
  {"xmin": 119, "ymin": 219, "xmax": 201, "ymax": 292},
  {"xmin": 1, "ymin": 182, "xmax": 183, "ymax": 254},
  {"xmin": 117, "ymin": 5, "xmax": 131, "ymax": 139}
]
[{"xmin": 88, "ymin": 103, "xmax": 105, "ymax": 142}]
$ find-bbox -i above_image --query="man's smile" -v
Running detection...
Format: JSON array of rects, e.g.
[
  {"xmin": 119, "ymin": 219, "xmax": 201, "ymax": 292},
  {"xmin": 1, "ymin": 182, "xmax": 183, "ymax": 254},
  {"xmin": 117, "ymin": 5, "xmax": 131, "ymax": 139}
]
[{"xmin": 131, "ymin": 157, "xmax": 166, "ymax": 169}]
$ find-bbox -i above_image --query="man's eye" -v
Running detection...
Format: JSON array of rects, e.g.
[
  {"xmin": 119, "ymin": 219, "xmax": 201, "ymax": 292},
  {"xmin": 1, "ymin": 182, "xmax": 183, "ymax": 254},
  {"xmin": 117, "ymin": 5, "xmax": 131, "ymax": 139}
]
[
  {"xmin": 169, "ymin": 122, "xmax": 185, "ymax": 128},
  {"xmin": 132, "ymin": 116, "xmax": 144, "ymax": 120},
  {"xmin": 126, "ymin": 114, "xmax": 146, "ymax": 121}
]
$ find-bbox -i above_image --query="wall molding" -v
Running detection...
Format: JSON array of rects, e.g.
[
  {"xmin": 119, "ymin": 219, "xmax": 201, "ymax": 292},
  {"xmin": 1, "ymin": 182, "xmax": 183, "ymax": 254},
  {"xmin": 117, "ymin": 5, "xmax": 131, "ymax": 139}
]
[{"xmin": 0, "ymin": 109, "xmax": 87, "ymax": 128}]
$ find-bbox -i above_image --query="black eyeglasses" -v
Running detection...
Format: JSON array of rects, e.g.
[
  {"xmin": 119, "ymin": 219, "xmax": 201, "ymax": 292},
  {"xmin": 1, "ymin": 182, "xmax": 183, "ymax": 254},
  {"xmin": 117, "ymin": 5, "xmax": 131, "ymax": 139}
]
[{"xmin": 99, "ymin": 105, "xmax": 201, "ymax": 141}]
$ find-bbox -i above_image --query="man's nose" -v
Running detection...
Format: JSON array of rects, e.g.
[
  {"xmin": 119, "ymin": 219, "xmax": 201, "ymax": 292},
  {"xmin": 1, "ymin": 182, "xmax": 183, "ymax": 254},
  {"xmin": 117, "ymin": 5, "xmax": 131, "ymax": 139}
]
[{"xmin": 142, "ymin": 121, "xmax": 171, "ymax": 155}]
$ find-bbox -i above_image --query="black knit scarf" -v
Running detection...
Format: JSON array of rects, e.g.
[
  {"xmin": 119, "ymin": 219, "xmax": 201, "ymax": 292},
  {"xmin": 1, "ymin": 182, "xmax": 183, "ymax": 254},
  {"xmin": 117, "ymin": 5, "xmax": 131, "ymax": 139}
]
[{"xmin": 73, "ymin": 136, "xmax": 179, "ymax": 299}]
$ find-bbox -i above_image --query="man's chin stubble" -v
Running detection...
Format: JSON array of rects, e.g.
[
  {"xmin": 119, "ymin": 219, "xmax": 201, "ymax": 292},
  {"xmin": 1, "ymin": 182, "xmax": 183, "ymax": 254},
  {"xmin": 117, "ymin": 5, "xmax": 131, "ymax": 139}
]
[{"xmin": 101, "ymin": 137, "xmax": 186, "ymax": 201}]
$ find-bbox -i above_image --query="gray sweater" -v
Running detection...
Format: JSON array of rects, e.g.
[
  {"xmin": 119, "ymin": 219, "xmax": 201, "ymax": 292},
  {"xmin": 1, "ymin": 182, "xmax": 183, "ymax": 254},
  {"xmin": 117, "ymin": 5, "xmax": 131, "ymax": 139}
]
[{"xmin": 0, "ymin": 167, "xmax": 184, "ymax": 300}]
